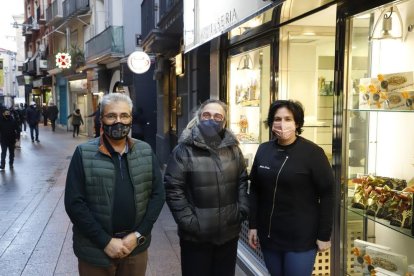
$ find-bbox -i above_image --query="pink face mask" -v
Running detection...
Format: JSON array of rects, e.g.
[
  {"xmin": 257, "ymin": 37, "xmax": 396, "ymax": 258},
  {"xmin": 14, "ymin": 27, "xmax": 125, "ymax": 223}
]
[{"xmin": 272, "ymin": 121, "xmax": 296, "ymax": 140}]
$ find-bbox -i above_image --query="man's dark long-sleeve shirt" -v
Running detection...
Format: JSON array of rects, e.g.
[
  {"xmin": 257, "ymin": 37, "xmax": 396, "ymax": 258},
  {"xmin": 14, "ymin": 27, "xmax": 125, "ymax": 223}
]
[{"xmin": 65, "ymin": 140, "xmax": 164, "ymax": 249}]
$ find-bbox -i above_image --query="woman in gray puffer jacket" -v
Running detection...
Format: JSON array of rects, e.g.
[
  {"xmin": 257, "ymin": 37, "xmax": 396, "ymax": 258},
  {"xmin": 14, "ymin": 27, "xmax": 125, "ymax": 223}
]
[{"xmin": 164, "ymin": 99, "xmax": 248, "ymax": 276}]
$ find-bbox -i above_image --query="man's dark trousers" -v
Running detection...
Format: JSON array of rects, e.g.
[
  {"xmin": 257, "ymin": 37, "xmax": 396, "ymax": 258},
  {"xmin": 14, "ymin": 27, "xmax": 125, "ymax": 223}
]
[{"xmin": 1, "ymin": 142, "xmax": 15, "ymax": 167}]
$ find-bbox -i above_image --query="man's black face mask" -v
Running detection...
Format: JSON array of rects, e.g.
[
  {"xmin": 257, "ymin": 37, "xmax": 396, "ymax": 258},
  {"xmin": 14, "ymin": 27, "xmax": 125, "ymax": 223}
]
[{"xmin": 102, "ymin": 122, "xmax": 131, "ymax": 140}]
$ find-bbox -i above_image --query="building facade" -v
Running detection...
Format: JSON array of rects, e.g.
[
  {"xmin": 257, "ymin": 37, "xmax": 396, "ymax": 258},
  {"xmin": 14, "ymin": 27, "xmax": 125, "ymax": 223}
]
[{"xmin": 20, "ymin": 0, "xmax": 157, "ymax": 145}]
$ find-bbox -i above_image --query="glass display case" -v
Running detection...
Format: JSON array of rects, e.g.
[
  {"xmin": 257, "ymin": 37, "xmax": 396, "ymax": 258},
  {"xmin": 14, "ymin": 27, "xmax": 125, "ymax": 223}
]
[
  {"xmin": 342, "ymin": 1, "xmax": 414, "ymax": 275},
  {"xmin": 227, "ymin": 46, "xmax": 271, "ymax": 172}
]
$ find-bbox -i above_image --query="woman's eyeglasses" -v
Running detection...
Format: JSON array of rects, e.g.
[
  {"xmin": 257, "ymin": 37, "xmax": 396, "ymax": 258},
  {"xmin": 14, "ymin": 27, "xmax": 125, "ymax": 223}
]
[{"xmin": 201, "ymin": 112, "xmax": 224, "ymax": 122}]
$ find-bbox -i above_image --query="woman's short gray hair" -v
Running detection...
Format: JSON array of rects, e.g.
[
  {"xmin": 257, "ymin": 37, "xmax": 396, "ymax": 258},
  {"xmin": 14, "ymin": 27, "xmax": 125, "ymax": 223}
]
[
  {"xmin": 100, "ymin": 93, "xmax": 133, "ymax": 116},
  {"xmin": 196, "ymin": 99, "xmax": 227, "ymax": 123}
]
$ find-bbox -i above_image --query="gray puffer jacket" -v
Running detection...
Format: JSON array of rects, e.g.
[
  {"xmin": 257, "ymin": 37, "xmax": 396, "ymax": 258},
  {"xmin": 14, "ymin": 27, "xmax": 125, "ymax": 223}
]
[{"xmin": 164, "ymin": 126, "xmax": 248, "ymax": 245}]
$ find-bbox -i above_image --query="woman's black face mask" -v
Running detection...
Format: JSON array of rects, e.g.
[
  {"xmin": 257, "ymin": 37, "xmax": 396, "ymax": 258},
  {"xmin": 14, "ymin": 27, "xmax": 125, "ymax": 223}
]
[{"xmin": 198, "ymin": 119, "xmax": 224, "ymax": 137}]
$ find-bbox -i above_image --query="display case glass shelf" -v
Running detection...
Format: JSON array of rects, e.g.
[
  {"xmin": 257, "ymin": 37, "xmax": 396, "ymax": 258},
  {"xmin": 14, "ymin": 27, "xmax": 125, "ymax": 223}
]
[{"xmin": 344, "ymin": 203, "xmax": 413, "ymax": 238}]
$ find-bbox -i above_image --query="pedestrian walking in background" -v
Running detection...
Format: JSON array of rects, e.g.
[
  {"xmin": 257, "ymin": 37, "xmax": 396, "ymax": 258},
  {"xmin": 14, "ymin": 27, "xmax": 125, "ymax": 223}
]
[
  {"xmin": 164, "ymin": 99, "xmax": 249, "ymax": 276},
  {"xmin": 47, "ymin": 102, "xmax": 59, "ymax": 131},
  {"xmin": 0, "ymin": 109, "xmax": 20, "ymax": 171},
  {"xmin": 10, "ymin": 105, "xmax": 22, "ymax": 149},
  {"xmin": 19, "ymin": 103, "xmax": 27, "ymax": 134},
  {"xmin": 67, "ymin": 109, "xmax": 84, "ymax": 137},
  {"xmin": 26, "ymin": 101, "xmax": 41, "ymax": 143},
  {"xmin": 86, "ymin": 103, "xmax": 101, "ymax": 138},
  {"xmin": 248, "ymin": 100, "xmax": 334, "ymax": 276},
  {"xmin": 42, "ymin": 103, "xmax": 48, "ymax": 126},
  {"xmin": 65, "ymin": 93, "xmax": 165, "ymax": 276}
]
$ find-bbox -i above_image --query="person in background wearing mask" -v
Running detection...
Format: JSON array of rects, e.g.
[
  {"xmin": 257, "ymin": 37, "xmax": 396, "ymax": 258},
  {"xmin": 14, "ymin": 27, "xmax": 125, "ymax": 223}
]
[
  {"xmin": 65, "ymin": 93, "xmax": 165, "ymax": 276},
  {"xmin": 0, "ymin": 109, "xmax": 20, "ymax": 171},
  {"xmin": 164, "ymin": 99, "xmax": 249, "ymax": 276},
  {"xmin": 26, "ymin": 101, "xmax": 41, "ymax": 143},
  {"xmin": 248, "ymin": 100, "xmax": 334, "ymax": 276}
]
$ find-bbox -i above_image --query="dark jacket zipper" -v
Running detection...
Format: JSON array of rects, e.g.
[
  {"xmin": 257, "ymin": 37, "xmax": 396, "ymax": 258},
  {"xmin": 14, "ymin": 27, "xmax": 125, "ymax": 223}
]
[{"xmin": 268, "ymin": 155, "xmax": 289, "ymax": 238}]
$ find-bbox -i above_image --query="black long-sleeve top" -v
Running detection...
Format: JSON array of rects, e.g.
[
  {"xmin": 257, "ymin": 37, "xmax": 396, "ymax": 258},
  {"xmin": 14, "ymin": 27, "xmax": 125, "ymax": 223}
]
[{"xmin": 249, "ymin": 136, "xmax": 334, "ymax": 251}]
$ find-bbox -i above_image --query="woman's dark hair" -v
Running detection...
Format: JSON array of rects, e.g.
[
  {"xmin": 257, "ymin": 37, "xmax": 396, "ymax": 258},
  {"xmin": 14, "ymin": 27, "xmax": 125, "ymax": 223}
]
[{"xmin": 267, "ymin": 100, "xmax": 304, "ymax": 135}]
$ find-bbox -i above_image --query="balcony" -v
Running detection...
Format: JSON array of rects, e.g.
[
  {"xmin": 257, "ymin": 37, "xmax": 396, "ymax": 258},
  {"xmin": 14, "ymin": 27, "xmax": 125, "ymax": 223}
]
[
  {"xmin": 22, "ymin": 16, "xmax": 39, "ymax": 36},
  {"xmin": 141, "ymin": 0, "xmax": 157, "ymax": 40},
  {"xmin": 63, "ymin": 0, "xmax": 89, "ymax": 19},
  {"xmin": 141, "ymin": 0, "xmax": 182, "ymax": 55},
  {"xmin": 85, "ymin": 26, "xmax": 124, "ymax": 64},
  {"xmin": 46, "ymin": 0, "xmax": 64, "ymax": 26}
]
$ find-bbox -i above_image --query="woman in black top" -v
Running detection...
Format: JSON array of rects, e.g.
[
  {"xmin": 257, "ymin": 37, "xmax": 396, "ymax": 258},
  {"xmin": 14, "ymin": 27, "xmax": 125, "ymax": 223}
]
[{"xmin": 248, "ymin": 100, "xmax": 334, "ymax": 276}]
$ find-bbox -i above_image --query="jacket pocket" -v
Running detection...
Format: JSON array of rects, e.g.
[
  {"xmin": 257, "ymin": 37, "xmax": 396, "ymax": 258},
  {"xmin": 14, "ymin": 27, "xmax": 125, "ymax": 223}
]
[{"xmin": 178, "ymin": 206, "xmax": 200, "ymax": 234}]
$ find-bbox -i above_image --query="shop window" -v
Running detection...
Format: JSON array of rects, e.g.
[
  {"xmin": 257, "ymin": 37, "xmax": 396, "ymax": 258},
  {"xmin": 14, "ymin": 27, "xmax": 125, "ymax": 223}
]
[
  {"xmin": 279, "ymin": 5, "xmax": 336, "ymax": 275},
  {"xmin": 279, "ymin": 5, "xmax": 336, "ymax": 161},
  {"xmin": 342, "ymin": 0, "xmax": 414, "ymax": 274},
  {"xmin": 279, "ymin": 0, "xmax": 335, "ymax": 24},
  {"xmin": 227, "ymin": 46, "xmax": 271, "ymax": 173}
]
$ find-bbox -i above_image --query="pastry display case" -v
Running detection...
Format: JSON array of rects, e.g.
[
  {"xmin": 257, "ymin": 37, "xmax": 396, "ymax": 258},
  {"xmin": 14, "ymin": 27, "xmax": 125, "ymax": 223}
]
[
  {"xmin": 341, "ymin": 1, "xmax": 414, "ymax": 274},
  {"xmin": 227, "ymin": 45, "xmax": 271, "ymax": 172}
]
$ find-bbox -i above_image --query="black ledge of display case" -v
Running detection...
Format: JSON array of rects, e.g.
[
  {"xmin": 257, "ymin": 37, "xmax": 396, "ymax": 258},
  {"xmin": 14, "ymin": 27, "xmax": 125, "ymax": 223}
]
[{"xmin": 344, "ymin": 202, "xmax": 413, "ymax": 238}]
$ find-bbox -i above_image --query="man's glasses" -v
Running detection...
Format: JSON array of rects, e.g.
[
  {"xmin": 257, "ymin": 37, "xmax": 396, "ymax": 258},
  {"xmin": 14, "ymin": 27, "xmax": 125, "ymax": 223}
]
[
  {"xmin": 201, "ymin": 112, "xmax": 224, "ymax": 122},
  {"xmin": 102, "ymin": 113, "xmax": 132, "ymax": 123}
]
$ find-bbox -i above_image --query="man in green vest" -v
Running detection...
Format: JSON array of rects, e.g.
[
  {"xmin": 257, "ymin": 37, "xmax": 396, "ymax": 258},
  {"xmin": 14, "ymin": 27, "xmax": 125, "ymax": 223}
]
[{"xmin": 65, "ymin": 93, "xmax": 165, "ymax": 276}]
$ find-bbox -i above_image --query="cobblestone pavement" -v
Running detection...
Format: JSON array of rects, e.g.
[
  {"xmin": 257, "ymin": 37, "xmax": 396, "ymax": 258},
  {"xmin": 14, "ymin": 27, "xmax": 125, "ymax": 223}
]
[{"xmin": 0, "ymin": 124, "xmax": 247, "ymax": 276}]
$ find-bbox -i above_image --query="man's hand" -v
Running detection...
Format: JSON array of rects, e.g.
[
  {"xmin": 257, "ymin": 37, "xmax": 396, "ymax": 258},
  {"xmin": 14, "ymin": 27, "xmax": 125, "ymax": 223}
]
[
  {"xmin": 104, "ymin": 238, "xmax": 130, "ymax": 259},
  {"xmin": 248, "ymin": 229, "xmax": 259, "ymax": 250},
  {"xmin": 122, "ymin": 233, "xmax": 138, "ymax": 253},
  {"xmin": 316, "ymin": 239, "xmax": 331, "ymax": 252}
]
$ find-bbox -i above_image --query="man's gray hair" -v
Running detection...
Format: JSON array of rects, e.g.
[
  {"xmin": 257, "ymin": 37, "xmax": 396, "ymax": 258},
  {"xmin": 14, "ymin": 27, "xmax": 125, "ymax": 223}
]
[{"xmin": 100, "ymin": 93, "xmax": 133, "ymax": 116}]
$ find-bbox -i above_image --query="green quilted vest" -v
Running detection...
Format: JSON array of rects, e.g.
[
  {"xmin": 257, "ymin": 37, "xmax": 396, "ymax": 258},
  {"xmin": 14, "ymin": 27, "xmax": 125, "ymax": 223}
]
[{"xmin": 73, "ymin": 138, "xmax": 153, "ymax": 267}]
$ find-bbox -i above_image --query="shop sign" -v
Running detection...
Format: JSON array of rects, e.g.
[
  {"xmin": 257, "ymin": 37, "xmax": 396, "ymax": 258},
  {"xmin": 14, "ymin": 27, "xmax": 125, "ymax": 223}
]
[
  {"xmin": 127, "ymin": 50, "xmax": 151, "ymax": 74},
  {"xmin": 55, "ymin": 52, "xmax": 72, "ymax": 69},
  {"xmin": 184, "ymin": 0, "xmax": 272, "ymax": 52}
]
